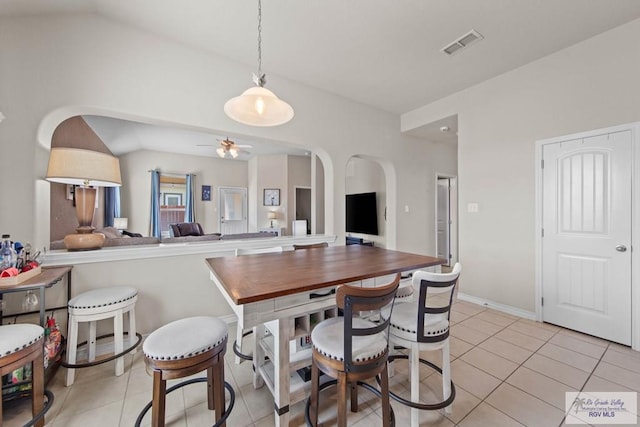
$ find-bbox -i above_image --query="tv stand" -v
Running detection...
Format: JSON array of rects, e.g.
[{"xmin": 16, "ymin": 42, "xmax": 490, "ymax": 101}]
[{"xmin": 346, "ymin": 236, "xmax": 374, "ymax": 247}]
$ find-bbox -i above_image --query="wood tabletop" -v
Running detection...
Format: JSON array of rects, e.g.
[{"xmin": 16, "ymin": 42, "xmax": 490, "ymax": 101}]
[{"xmin": 205, "ymin": 245, "xmax": 444, "ymax": 305}]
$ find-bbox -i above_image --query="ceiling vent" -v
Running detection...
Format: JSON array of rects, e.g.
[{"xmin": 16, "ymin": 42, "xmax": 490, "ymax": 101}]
[{"xmin": 441, "ymin": 29, "xmax": 484, "ymax": 56}]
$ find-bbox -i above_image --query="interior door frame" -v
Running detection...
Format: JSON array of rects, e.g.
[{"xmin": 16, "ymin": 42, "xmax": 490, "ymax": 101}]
[
  {"xmin": 218, "ymin": 186, "xmax": 248, "ymax": 233},
  {"xmin": 434, "ymin": 173, "xmax": 458, "ymax": 266},
  {"xmin": 535, "ymin": 122, "xmax": 640, "ymax": 350},
  {"xmin": 294, "ymin": 186, "xmax": 312, "ymax": 233}
]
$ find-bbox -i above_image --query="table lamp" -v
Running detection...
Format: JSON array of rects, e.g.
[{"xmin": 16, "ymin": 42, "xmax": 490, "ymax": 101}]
[
  {"xmin": 46, "ymin": 148, "xmax": 122, "ymax": 251},
  {"xmin": 268, "ymin": 211, "xmax": 277, "ymax": 228},
  {"xmin": 113, "ymin": 217, "xmax": 128, "ymax": 231}
]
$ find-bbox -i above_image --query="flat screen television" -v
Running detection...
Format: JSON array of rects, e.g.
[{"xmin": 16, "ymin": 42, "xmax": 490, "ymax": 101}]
[{"xmin": 346, "ymin": 192, "xmax": 379, "ymax": 235}]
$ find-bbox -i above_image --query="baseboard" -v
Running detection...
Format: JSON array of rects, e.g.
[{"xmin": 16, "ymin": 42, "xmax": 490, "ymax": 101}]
[
  {"xmin": 456, "ymin": 292, "xmax": 537, "ymax": 321},
  {"xmin": 77, "ymin": 314, "xmax": 239, "ymax": 360}
]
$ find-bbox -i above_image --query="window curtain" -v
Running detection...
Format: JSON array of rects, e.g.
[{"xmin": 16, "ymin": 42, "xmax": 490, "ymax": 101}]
[
  {"xmin": 104, "ymin": 186, "xmax": 121, "ymax": 227},
  {"xmin": 150, "ymin": 170, "xmax": 161, "ymax": 238},
  {"xmin": 184, "ymin": 174, "xmax": 196, "ymax": 223}
]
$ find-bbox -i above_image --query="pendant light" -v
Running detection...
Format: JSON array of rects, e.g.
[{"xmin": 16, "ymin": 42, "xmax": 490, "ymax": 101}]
[{"xmin": 224, "ymin": 0, "xmax": 294, "ymax": 127}]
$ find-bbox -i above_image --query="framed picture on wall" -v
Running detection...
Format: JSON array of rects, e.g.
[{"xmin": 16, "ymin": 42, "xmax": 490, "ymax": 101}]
[
  {"xmin": 264, "ymin": 188, "xmax": 280, "ymax": 206},
  {"xmin": 202, "ymin": 185, "xmax": 211, "ymax": 201}
]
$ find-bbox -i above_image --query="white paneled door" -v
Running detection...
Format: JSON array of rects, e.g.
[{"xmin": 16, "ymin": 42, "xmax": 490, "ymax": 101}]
[
  {"xmin": 542, "ymin": 131, "xmax": 632, "ymax": 345},
  {"xmin": 219, "ymin": 187, "xmax": 248, "ymax": 235}
]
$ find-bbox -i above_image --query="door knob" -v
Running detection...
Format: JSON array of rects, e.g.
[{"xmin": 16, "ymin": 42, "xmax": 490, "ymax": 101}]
[{"xmin": 616, "ymin": 245, "xmax": 627, "ymax": 252}]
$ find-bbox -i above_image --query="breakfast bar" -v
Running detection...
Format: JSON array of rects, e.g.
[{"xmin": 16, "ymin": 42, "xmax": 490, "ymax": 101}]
[{"xmin": 206, "ymin": 245, "xmax": 444, "ymax": 426}]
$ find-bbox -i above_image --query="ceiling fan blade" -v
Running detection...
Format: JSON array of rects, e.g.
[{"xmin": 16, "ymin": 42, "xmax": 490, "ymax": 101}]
[{"xmin": 235, "ymin": 144, "xmax": 253, "ymax": 148}]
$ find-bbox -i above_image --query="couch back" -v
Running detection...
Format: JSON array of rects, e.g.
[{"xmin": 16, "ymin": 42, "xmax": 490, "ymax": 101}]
[{"xmin": 170, "ymin": 222, "xmax": 204, "ymax": 237}]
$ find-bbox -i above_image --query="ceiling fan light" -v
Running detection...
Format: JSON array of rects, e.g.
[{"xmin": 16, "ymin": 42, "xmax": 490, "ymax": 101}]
[
  {"xmin": 216, "ymin": 147, "xmax": 226, "ymax": 158},
  {"xmin": 230, "ymin": 148, "xmax": 239, "ymax": 158},
  {"xmin": 224, "ymin": 86, "xmax": 294, "ymax": 127}
]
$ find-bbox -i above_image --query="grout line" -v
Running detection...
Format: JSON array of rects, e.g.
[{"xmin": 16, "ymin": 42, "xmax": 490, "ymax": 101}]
[
  {"xmin": 558, "ymin": 341, "xmax": 610, "ymax": 427},
  {"xmin": 30, "ymin": 307, "xmax": 637, "ymax": 427},
  {"xmin": 453, "ymin": 310, "xmax": 567, "ymax": 426}
]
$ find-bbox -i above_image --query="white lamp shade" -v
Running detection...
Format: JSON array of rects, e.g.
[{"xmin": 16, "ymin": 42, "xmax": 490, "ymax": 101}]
[
  {"xmin": 268, "ymin": 211, "xmax": 277, "ymax": 220},
  {"xmin": 113, "ymin": 217, "xmax": 128, "ymax": 230},
  {"xmin": 224, "ymin": 86, "xmax": 294, "ymax": 127},
  {"xmin": 46, "ymin": 148, "xmax": 122, "ymax": 187}
]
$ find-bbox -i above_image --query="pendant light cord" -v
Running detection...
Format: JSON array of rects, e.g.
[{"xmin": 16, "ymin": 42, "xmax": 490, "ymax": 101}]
[
  {"xmin": 253, "ymin": 0, "xmax": 266, "ymax": 87},
  {"xmin": 257, "ymin": 0, "xmax": 262, "ymax": 77}
]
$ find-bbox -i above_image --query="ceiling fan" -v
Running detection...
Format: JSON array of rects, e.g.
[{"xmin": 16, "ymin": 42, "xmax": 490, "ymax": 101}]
[{"xmin": 199, "ymin": 137, "xmax": 252, "ymax": 158}]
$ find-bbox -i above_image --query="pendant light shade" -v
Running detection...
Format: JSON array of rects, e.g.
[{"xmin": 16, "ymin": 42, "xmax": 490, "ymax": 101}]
[
  {"xmin": 224, "ymin": 0, "xmax": 294, "ymax": 127},
  {"xmin": 224, "ymin": 86, "xmax": 294, "ymax": 127}
]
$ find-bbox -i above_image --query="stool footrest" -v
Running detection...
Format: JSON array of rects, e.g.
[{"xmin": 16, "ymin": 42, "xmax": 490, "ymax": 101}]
[
  {"xmin": 19, "ymin": 389, "xmax": 54, "ymax": 427},
  {"xmin": 61, "ymin": 332, "xmax": 142, "ymax": 369},
  {"xmin": 382, "ymin": 354, "xmax": 456, "ymax": 410},
  {"xmin": 232, "ymin": 329, "xmax": 254, "ymax": 361},
  {"xmin": 305, "ymin": 379, "xmax": 396, "ymax": 427},
  {"xmin": 134, "ymin": 378, "xmax": 235, "ymax": 427}
]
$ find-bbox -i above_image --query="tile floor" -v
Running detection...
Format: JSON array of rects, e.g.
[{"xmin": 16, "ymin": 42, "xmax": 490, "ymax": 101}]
[{"xmin": 3, "ymin": 298, "xmax": 640, "ymax": 426}]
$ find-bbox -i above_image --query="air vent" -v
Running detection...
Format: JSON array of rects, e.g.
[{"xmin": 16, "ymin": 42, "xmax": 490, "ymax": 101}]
[{"xmin": 441, "ymin": 29, "xmax": 484, "ymax": 56}]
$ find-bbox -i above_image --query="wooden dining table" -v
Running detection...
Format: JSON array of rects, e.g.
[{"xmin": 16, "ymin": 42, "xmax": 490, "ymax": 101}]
[{"xmin": 206, "ymin": 245, "xmax": 444, "ymax": 427}]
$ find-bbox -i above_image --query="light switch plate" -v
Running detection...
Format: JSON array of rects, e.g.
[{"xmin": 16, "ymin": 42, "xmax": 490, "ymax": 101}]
[{"xmin": 467, "ymin": 202, "xmax": 479, "ymax": 213}]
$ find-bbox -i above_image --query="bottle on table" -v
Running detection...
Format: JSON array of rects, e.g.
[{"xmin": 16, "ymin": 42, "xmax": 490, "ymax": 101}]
[{"xmin": 0, "ymin": 234, "xmax": 16, "ymax": 270}]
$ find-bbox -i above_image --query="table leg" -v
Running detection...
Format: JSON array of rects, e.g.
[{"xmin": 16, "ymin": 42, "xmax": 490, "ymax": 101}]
[
  {"xmin": 273, "ymin": 318, "xmax": 290, "ymax": 427},
  {"xmin": 39, "ymin": 287, "xmax": 46, "ymax": 326},
  {"xmin": 253, "ymin": 324, "xmax": 265, "ymax": 389},
  {"xmin": 234, "ymin": 317, "xmax": 245, "ymax": 365}
]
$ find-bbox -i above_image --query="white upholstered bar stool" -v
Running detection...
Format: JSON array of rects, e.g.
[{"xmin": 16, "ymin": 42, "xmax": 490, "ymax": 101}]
[
  {"xmin": 138, "ymin": 316, "xmax": 234, "ymax": 427},
  {"xmin": 388, "ymin": 263, "xmax": 461, "ymax": 427},
  {"xmin": 0, "ymin": 324, "xmax": 49, "ymax": 427},
  {"xmin": 233, "ymin": 246, "xmax": 283, "ymax": 364},
  {"xmin": 307, "ymin": 274, "xmax": 401, "ymax": 427},
  {"xmin": 65, "ymin": 286, "xmax": 138, "ymax": 386},
  {"xmin": 394, "ymin": 274, "xmax": 415, "ymax": 299}
]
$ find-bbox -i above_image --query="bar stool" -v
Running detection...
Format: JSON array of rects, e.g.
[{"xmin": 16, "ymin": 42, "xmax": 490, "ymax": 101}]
[
  {"xmin": 0, "ymin": 324, "xmax": 52, "ymax": 427},
  {"xmin": 64, "ymin": 286, "xmax": 141, "ymax": 386},
  {"xmin": 136, "ymin": 316, "xmax": 235, "ymax": 427},
  {"xmin": 306, "ymin": 274, "xmax": 400, "ymax": 427},
  {"xmin": 388, "ymin": 263, "xmax": 462, "ymax": 427},
  {"xmin": 395, "ymin": 274, "xmax": 415, "ymax": 299}
]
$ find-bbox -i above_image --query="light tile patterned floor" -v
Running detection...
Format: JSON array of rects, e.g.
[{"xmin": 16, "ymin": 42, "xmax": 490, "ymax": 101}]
[{"xmin": 3, "ymin": 298, "xmax": 640, "ymax": 426}]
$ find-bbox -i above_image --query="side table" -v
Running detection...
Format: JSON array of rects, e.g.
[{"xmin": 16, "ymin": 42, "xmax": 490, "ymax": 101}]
[
  {"xmin": 0, "ymin": 266, "xmax": 72, "ymax": 327},
  {"xmin": 1, "ymin": 266, "xmax": 72, "ymax": 401}
]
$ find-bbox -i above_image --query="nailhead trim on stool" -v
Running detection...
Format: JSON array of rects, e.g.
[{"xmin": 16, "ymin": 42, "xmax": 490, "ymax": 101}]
[
  {"xmin": 0, "ymin": 324, "xmax": 52, "ymax": 427},
  {"xmin": 0, "ymin": 324, "xmax": 44, "ymax": 357},
  {"xmin": 143, "ymin": 316, "xmax": 227, "ymax": 361},
  {"xmin": 65, "ymin": 286, "xmax": 138, "ymax": 386},
  {"xmin": 68, "ymin": 286, "xmax": 137, "ymax": 309},
  {"xmin": 311, "ymin": 317, "xmax": 387, "ymax": 362},
  {"xmin": 139, "ymin": 316, "xmax": 234, "ymax": 427}
]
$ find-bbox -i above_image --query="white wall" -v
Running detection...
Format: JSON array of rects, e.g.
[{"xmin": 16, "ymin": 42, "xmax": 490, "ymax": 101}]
[
  {"xmin": 402, "ymin": 18, "xmax": 640, "ymax": 312},
  {"xmin": 253, "ymin": 155, "xmax": 288, "ymax": 232},
  {"xmin": 0, "ymin": 13, "xmax": 455, "ymax": 332},
  {"xmin": 120, "ymin": 150, "xmax": 248, "ymax": 235}
]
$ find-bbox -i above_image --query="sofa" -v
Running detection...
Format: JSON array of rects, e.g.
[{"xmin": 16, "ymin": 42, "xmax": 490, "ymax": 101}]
[{"xmin": 49, "ymin": 224, "xmax": 277, "ymax": 249}]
